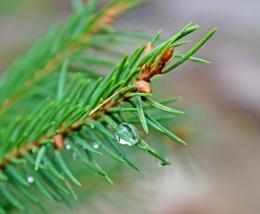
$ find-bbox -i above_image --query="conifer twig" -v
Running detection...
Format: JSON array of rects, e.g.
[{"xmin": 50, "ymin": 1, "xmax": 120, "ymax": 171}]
[
  {"xmin": 0, "ymin": 2, "xmax": 216, "ymax": 209},
  {"xmin": 0, "ymin": 45, "xmax": 173, "ymax": 169}
]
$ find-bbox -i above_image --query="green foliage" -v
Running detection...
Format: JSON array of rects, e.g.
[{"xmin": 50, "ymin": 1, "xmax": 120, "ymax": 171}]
[{"xmin": 0, "ymin": 0, "xmax": 215, "ymax": 213}]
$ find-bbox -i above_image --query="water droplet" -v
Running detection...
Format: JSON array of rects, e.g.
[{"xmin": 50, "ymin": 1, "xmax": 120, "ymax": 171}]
[
  {"xmin": 115, "ymin": 123, "xmax": 139, "ymax": 146},
  {"xmin": 27, "ymin": 175, "xmax": 34, "ymax": 184},
  {"xmin": 157, "ymin": 161, "xmax": 163, "ymax": 167},
  {"xmin": 92, "ymin": 143, "xmax": 99, "ymax": 149},
  {"xmin": 156, "ymin": 158, "xmax": 169, "ymax": 167},
  {"xmin": 72, "ymin": 152, "xmax": 77, "ymax": 160},
  {"xmin": 65, "ymin": 142, "xmax": 71, "ymax": 150}
]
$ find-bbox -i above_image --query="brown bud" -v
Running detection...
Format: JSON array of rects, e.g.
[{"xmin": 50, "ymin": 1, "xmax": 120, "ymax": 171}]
[
  {"xmin": 54, "ymin": 134, "xmax": 64, "ymax": 150},
  {"xmin": 102, "ymin": 17, "xmax": 114, "ymax": 25},
  {"xmin": 136, "ymin": 80, "xmax": 152, "ymax": 93},
  {"xmin": 70, "ymin": 120, "xmax": 81, "ymax": 131},
  {"xmin": 162, "ymin": 48, "xmax": 174, "ymax": 62},
  {"xmin": 141, "ymin": 64, "xmax": 149, "ymax": 73}
]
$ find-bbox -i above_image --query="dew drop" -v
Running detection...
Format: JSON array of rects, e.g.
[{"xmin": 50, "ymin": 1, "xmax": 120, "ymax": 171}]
[
  {"xmin": 157, "ymin": 161, "xmax": 163, "ymax": 167},
  {"xmin": 156, "ymin": 158, "xmax": 169, "ymax": 167},
  {"xmin": 115, "ymin": 123, "xmax": 139, "ymax": 146},
  {"xmin": 27, "ymin": 175, "xmax": 34, "ymax": 184},
  {"xmin": 65, "ymin": 142, "xmax": 72, "ymax": 150},
  {"xmin": 72, "ymin": 152, "xmax": 77, "ymax": 160},
  {"xmin": 92, "ymin": 143, "xmax": 99, "ymax": 149}
]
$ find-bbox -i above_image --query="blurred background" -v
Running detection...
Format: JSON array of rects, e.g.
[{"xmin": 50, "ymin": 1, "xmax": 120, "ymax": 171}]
[{"xmin": 1, "ymin": 0, "xmax": 260, "ymax": 213}]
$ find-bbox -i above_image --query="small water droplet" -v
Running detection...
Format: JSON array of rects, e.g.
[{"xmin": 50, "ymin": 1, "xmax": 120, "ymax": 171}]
[
  {"xmin": 115, "ymin": 123, "xmax": 139, "ymax": 146},
  {"xmin": 92, "ymin": 143, "xmax": 99, "ymax": 149},
  {"xmin": 157, "ymin": 162, "xmax": 163, "ymax": 167},
  {"xmin": 65, "ymin": 142, "xmax": 71, "ymax": 150},
  {"xmin": 72, "ymin": 152, "xmax": 77, "ymax": 160},
  {"xmin": 27, "ymin": 175, "xmax": 34, "ymax": 184},
  {"xmin": 156, "ymin": 158, "xmax": 169, "ymax": 167}
]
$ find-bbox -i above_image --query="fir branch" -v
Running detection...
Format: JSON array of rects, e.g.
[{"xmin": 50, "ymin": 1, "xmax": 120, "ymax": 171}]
[
  {"xmin": 0, "ymin": 1, "xmax": 216, "ymax": 212},
  {"xmin": 0, "ymin": 25, "xmax": 215, "ymax": 172}
]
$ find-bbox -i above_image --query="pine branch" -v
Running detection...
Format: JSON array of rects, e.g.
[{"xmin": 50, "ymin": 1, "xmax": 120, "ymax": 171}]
[{"xmin": 0, "ymin": 1, "xmax": 216, "ymax": 212}]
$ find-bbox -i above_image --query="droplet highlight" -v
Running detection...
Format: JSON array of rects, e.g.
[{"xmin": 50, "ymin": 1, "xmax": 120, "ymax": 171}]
[
  {"xmin": 72, "ymin": 152, "xmax": 77, "ymax": 160},
  {"xmin": 156, "ymin": 158, "xmax": 169, "ymax": 167},
  {"xmin": 27, "ymin": 175, "xmax": 34, "ymax": 184},
  {"xmin": 65, "ymin": 142, "xmax": 72, "ymax": 150},
  {"xmin": 115, "ymin": 123, "xmax": 140, "ymax": 146},
  {"xmin": 92, "ymin": 143, "xmax": 99, "ymax": 149}
]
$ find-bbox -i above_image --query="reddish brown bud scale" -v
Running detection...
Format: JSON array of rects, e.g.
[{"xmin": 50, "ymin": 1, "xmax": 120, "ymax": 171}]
[
  {"xmin": 141, "ymin": 64, "xmax": 148, "ymax": 73},
  {"xmin": 136, "ymin": 80, "xmax": 152, "ymax": 93},
  {"xmin": 162, "ymin": 47, "xmax": 174, "ymax": 62},
  {"xmin": 70, "ymin": 120, "xmax": 81, "ymax": 132},
  {"xmin": 54, "ymin": 134, "xmax": 64, "ymax": 150},
  {"xmin": 103, "ymin": 17, "xmax": 114, "ymax": 25}
]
